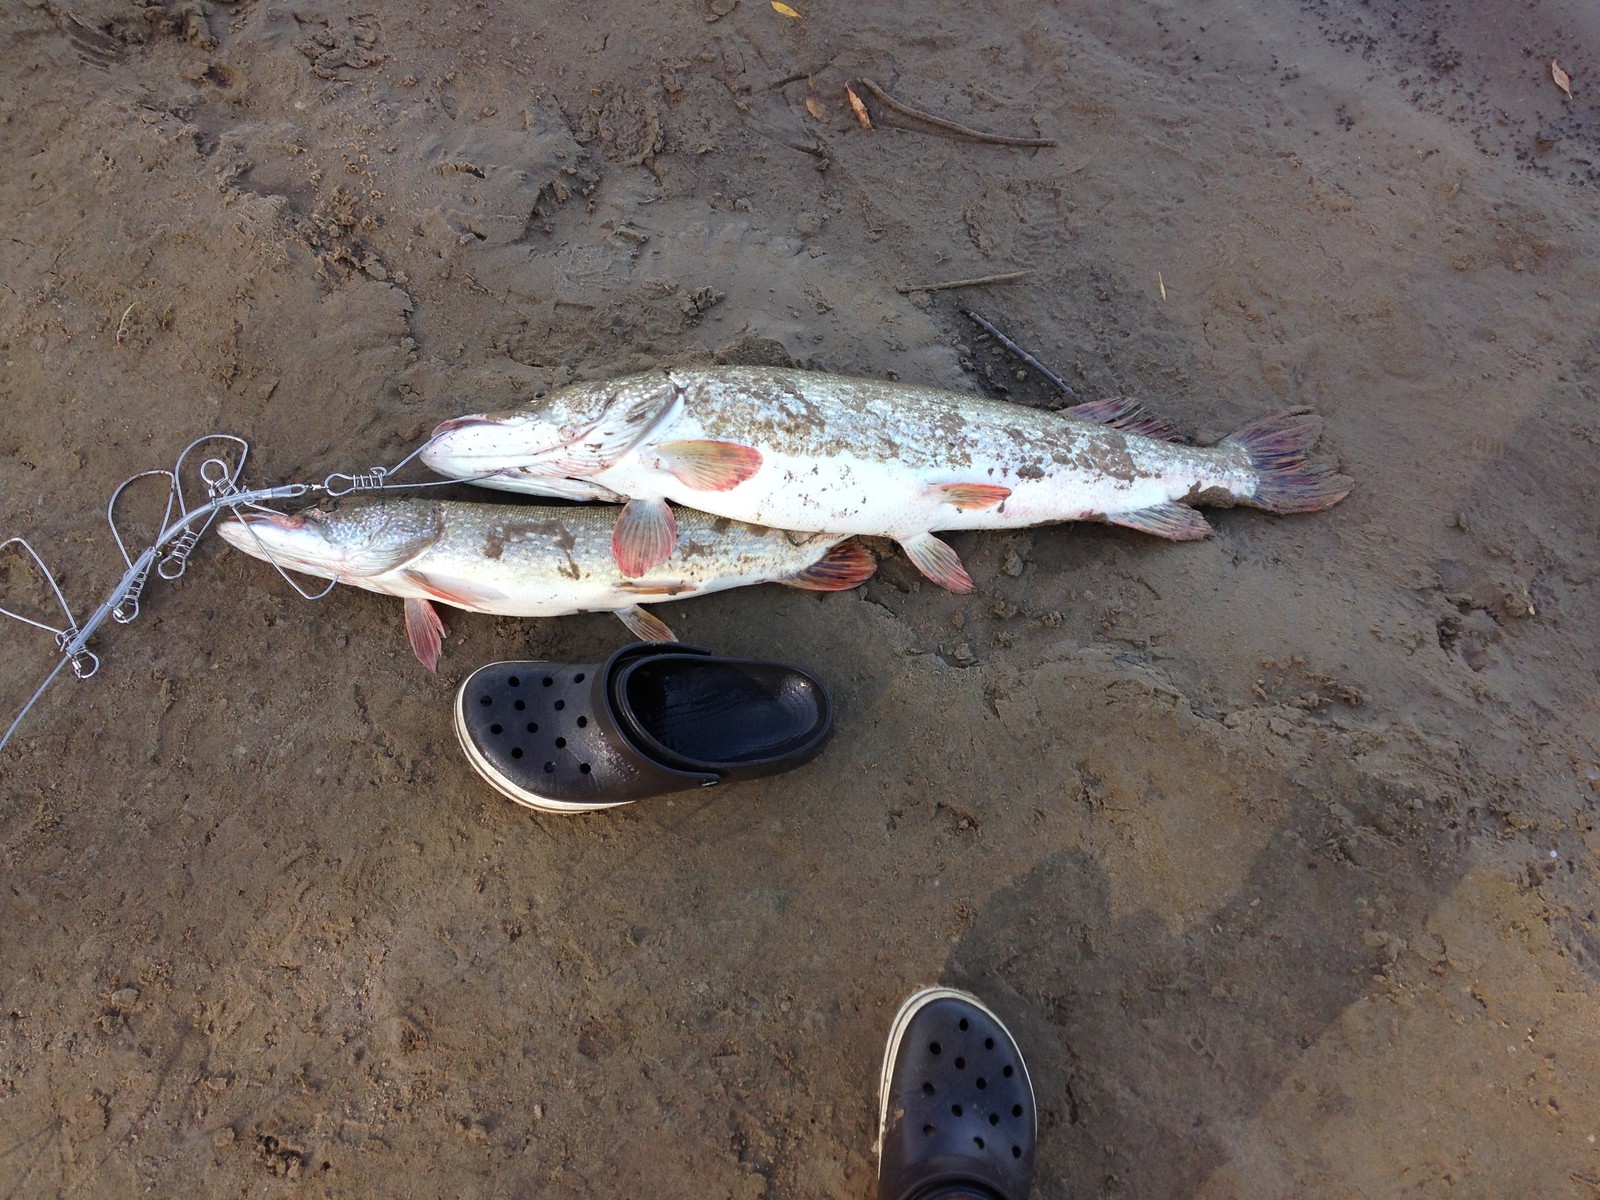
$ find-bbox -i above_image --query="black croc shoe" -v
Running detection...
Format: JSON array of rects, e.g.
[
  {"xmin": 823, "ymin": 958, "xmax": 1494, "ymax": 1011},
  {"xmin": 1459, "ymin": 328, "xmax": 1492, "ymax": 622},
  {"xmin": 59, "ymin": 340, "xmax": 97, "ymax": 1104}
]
[
  {"xmin": 876, "ymin": 987, "xmax": 1037, "ymax": 1200},
  {"xmin": 454, "ymin": 642, "xmax": 833, "ymax": 813}
]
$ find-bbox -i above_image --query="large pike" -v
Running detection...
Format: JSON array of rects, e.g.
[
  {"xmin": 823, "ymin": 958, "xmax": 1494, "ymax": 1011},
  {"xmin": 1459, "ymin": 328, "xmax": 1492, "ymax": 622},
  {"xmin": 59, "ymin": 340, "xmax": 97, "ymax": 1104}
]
[
  {"xmin": 420, "ymin": 367, "xmax": 1352, "ymax": 591},
  {"xmin": 217, "ymin": 497, "xmax": 873, "ymax": 671}
]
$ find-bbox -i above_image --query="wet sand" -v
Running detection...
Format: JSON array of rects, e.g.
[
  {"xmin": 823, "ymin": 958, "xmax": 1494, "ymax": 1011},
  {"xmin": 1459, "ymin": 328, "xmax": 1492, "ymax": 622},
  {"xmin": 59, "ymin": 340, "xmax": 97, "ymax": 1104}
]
[{"xmin": 3, "ymin": 1, "xmax": 1599, "ymax": 1195}]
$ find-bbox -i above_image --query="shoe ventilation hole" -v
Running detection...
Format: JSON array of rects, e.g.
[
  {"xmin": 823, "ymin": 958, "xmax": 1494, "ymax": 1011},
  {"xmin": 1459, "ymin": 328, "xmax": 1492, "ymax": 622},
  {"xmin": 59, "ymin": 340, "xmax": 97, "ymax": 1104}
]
[
  {"xmin": 489, "ymin": 723, "xmax": 502, "ymax": 735},
  {"xmin": 579, "ymin": 763, "xmax": 592, "ymax": 775},
  {"xmin": 510, "ymin": 748, "xmax": 523, "ymax": 760},
  {"xmin": 922, "ymin": 1082, "xmax": 935, "ymax": 1096},
  {"xmin": 974, "ymin": 1136, "xmax": 985, "ymax": 1150},
  {"xmin": 555, "ymin": 737, "xmax": 567, "ymax": 749},
  {"xmin": 976, "ymin": 1077, "xmax": 987, "ymax": 1090},
  {"xmin": 508, "ymin": 675, "xmax": 520, "ymax": 687},
  {"xmin": 526, "ymin": 722, "xmax": 538, "ymax": 734},
  {"xmin": 950, "ymin": 1103, "xmax": 963, "ymax": 1117},
  {"xmin": 479, "ymin": 695, "xmax": 492, "ymax": 707},
  {"xmin": 928, "ymin": 1042, "xmax": 941, "ymax": 1055},
  {"xmin": 1011, "ymin": 1104, "xmax": 1023, "ymax": 1118},
  {"xmin": 544, "ymin": 761, "xmax": 556, "ymax": 773},
  {"xmin": 954, "ymin": 1056, "xmax": 966, "ymax": 1070},
  {"xmin": 573, "ymin": 672, "xmax": 585, "ymax": 683},
  {"xmin": 514, "ymin": 699, "xmax": 526, "ymax": 711},
  {"xmin": 1012, "ymin": 1146, "xmax": 1022, "ymax": 1159},
  {"xmin": 922, "ymin": 1125, "xmax": 936, "ymax": 1137},
  {"xmin": 1002, "ymin": 1065, "xmax": 1013, "ymax": 1078},
  {"xmin": 542, "ymin": 676, "xmax": 554, "ymax": 687},
  {"xmin": 959, "ymin": 1017, "xmax": 969, "ymax": 1031},
  {"xmin": 554, "ymin": 699, "xmax": 565, "ymax": 711},
  {"xmin": 988, "ymin": 1113, "xmax": 1000, "ymax": 1127},
  {"xmin": 985, "ymin": 1037, "xmax": 995, "ymax": 1050},
  {"xmin": 576, "ymin": 716, "xmax": 588, "ymax": 728}
]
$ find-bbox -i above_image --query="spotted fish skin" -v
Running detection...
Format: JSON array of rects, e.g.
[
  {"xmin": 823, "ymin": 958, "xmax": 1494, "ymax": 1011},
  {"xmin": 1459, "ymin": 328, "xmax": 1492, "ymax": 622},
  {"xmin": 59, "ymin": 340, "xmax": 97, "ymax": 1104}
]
[
  {"xmin": 218, "ymin": 497, "xmax": 873, "ymax": 669},
  {"xmin": 422, "ymin": 367, "xmax": 1353, "ymax": 591}
]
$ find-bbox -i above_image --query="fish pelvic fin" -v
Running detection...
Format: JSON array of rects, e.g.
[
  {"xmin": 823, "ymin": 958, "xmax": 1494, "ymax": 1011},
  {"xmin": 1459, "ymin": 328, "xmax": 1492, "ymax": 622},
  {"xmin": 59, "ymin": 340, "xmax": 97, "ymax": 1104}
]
[
  {"xmin": 782, "ymin": 541, "xmax": 877, "ymax": 591},
  {"xmin": 900, "ymin": 532, "xmax": 975, "ymax": 594},
  {"xmin": 931, "ymin": 481, "xmax": 1012, "ymax": 511},
  {"xmin": 616, "ymin": 605, "xmax": 679, "ymax": 643},
  {"xmin": 1065, "ymin": 397, "xmax": 1185, "ymax": 442},
  {"xmin": 1223, "ymin": 410, "xmax": 1354, "ymax": 514},
  {"xmin": 652, "ymin": 439, "xmax": 763, "ymax": 491},
  {"xmin": 404, "ymin": 597, "xmax": 446, "ymax": 673},
  {"xmin": 612, "ymin": 497, "xmax": 678, "ymax": 577},
  {"xmin": 1104, "ymin": 501, "xmax": 1213, "ymax": 541}
]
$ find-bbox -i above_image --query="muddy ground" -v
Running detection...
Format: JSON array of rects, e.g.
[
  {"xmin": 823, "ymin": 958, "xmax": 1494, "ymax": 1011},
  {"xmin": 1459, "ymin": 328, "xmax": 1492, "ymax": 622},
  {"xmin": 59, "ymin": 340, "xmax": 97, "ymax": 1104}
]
[{"xmin": 2, "ymin": 1, "xmax": 1599, "ymax": 1196}]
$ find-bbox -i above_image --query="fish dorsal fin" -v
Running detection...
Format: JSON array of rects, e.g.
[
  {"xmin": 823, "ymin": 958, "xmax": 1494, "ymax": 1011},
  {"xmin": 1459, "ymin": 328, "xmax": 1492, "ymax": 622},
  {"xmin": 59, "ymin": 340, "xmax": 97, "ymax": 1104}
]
[
  {"xmin": 404, "ymin": 597, "xmax": 446, "ymax": 673},
  {"xmin": 551, "ymin": 378, "xmax": 684, "ymax": 475},
  {"xmin": 611, "ymin": 497, "xmax": 678, "ymax": 577},
  {"xmin": 1065, "ymin": 397, "xmax": 1184, "ymax": 442},
  {"xmin": 652, "ymin": 440, "xmax": 763, "ymax": 491},
  {"xmin": 615, "ymin": 605, "xmax": 679, "ymax": 643},
  {"xmin": 781, "ymin": 541, "xmax": 877, "ymax": 591}
]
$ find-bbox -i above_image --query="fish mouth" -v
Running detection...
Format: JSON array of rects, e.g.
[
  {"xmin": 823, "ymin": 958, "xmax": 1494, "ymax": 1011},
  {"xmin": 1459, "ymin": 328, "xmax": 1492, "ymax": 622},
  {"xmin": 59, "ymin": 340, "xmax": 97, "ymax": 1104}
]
[
  {"xmin": 430, "ymin": 415, "xmax": 502, "ymax": 437},
  {"xmin": 423, "ymin": 414, "xmax": 568, "ymax": 472},
  {"xmin": 217, "ymin": 508, "xmax": 331, "ymax": 573}
]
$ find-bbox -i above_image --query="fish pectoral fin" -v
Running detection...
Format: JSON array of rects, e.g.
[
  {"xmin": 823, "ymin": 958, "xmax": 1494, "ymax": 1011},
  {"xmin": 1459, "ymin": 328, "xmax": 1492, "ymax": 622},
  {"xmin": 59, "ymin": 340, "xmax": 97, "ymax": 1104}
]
[
  {"xmin": 1105, "ymin": 501, "xmax": 1213, "ymax": 541},
  {"xmin": 782, "ymin": 541, "xmax": 877, "ymax": 591},
  {"xmin": 652, "ymin": 440, "xmax": 763, "ymax": 491},
  {"xmin": 614, "ymin": 579, "xmax": 695, "ymax": 597},
  {"xmin": 931, "ymin": 481, "xmax": 1012, "ymax": 511},
  {"xmin": 404, "ymin": 597, "xmax": 446, "ymax": 674},
  {"xmin": 1065, "ymin": 397, "xmax": 1185, "ymax": 442},
  {"xmin": 612, "ymin": 497, "xmax": 678, "ymax": 577},
  {"xmin": 400, "ymin": 568, "xmax": 506, "ymax": 608},
  {"xmin": 900, "ymin": 532, "xmax": 975, "ymax": 594},
  {"xmin": 616, "ymin": 605, "xmax": 679, "ymax": 643}
]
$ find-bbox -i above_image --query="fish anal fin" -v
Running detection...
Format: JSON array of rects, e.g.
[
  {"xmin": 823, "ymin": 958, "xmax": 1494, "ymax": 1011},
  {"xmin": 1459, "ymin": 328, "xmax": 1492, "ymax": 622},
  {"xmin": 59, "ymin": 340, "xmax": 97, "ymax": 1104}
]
[
  {"xmin": 616, "ymin": 605, "xmax": 679, "ymax": 643},
  {"xmin": 612, "ymin": 497, "xmax": 678, "ymax": 577},
  {"xmin": 404, "ymin": 597, "xmax": 446, "ymax": 673},
  {"xmin": 653, "ymin": 440, "xmax": 763, "ymax": 491},
  {"xmin": 1066, "ymin": 397, "xmax": 1184, "ymax": 442},
  {"xmin": 932, "ymin": 481, "xmax": 1012, "ymax": 511},
  {"xmin": 900, "ymin": 532, "xmax": 975, "ymax": 594},
  {"xmin": 782, "ymin": 541, "xmax": 877, "ymax": 591},
  {"xmin": 1105, "ymin": 501, "xmax": 1213, "ymax": 541}
]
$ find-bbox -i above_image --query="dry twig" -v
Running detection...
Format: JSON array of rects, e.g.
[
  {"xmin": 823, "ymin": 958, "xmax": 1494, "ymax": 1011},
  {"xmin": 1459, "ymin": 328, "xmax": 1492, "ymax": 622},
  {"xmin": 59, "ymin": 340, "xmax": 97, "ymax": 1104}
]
[
  {"xmin": 895, "ymin": 269, "xmax": 1034, "ymax": 294},
  {"xmin": 858, "ymin": 79, "xmax": 1055, "ymax": 147}
]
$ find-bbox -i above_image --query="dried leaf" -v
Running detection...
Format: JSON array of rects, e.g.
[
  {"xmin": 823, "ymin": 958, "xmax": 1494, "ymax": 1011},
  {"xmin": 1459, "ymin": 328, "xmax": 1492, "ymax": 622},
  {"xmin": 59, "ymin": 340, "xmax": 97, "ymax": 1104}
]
[
  {"xmin": 845, "ymin": 84, "xmax": 872, "ymax": 129},
  {"xmin": 804, "ymin": 96, "xmax": 827, "ymax": 121},
  {"xmin": 771, "ymin": 1, "xmax": 801, "ymax": 17},
  {"xmin": 1552, "ymin": 59, "xmax": 1573, "ymax": 100}
]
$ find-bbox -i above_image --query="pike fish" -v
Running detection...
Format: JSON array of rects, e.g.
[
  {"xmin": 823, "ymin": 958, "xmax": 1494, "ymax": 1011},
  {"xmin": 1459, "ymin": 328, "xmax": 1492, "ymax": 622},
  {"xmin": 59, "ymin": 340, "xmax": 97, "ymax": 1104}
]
[
  {"xmin": 217, "ymin": 497, "xmax": 874, "ymax": 671},
  {"xmin": 421, "ymin": 367, "xmax": 1352, "ymax": 592}
]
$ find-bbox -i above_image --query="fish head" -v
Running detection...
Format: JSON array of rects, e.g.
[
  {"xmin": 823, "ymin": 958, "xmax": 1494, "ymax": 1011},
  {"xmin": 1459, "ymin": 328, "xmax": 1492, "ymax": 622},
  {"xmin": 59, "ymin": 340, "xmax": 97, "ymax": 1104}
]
[
  {"xmin": 217, "ymin": 500, "xmax": 445, "ymax": 580},
  {"xmin": 421, "ymin": 374, "xmax": 682, "ymax": 487}
]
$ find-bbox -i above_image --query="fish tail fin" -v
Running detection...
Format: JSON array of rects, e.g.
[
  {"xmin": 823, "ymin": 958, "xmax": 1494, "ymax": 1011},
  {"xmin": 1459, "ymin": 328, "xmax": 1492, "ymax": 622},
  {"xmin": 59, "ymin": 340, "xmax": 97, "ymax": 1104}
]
[
  {"xmin": 782, "ymin": 541, "xmax": 877, "ymax": 591},
  {"xmin": 1224, "ymin": 410, "xmax": 1353, "ymax": 514}
]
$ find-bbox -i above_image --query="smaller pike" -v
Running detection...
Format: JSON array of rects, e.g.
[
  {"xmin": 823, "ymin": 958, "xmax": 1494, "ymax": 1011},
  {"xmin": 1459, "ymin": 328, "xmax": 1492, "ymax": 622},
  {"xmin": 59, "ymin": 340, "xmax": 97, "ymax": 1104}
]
[{"xmin": 217, "ymin": 498, "xmax": 873, "ymax": 671}]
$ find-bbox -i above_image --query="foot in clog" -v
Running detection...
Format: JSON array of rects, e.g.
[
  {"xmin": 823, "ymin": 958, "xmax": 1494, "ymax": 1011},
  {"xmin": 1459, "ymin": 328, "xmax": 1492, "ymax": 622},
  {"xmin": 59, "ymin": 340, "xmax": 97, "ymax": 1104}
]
[
  {"xmin": 454, "ymin": 641, "xmax": 832, "ymax": 813},
  {"xmin": 876, "ymin": 987, "xmax": 1037, "ymax": 1200}
]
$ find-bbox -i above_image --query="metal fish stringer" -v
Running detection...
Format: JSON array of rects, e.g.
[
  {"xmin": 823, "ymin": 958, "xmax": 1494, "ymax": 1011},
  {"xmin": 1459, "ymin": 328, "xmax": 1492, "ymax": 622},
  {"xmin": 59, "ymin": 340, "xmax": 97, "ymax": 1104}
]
[{"xmin": 0, "ymin": 430, "xmax": 483, "ymax": 757}]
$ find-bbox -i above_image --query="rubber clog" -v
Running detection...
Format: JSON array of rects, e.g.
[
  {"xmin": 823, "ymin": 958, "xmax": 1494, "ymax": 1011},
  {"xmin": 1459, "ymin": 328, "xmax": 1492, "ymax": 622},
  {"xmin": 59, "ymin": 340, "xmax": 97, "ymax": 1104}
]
[
  {"xmin": 454, "ymin": 642, "xmax": 833, "ymax": 813},
  {"xmin": 876, "ymin": 987, "xmax": 1037, "ymax": 1200}
]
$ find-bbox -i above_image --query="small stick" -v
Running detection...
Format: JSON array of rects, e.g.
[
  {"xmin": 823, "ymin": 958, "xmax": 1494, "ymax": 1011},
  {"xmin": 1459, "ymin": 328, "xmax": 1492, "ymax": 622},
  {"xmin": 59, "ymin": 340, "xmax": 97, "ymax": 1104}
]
[
  {"xmin": 896, "ymin": 269, "xmax": 1034, "ymax": 294},
  {"xmin": 961, "ymin": 308, "xmax": 1082, "ymax": 401},
  {"xmin": 858, "ymin": 79, "xmax": 1055, "ymax": 148}
]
